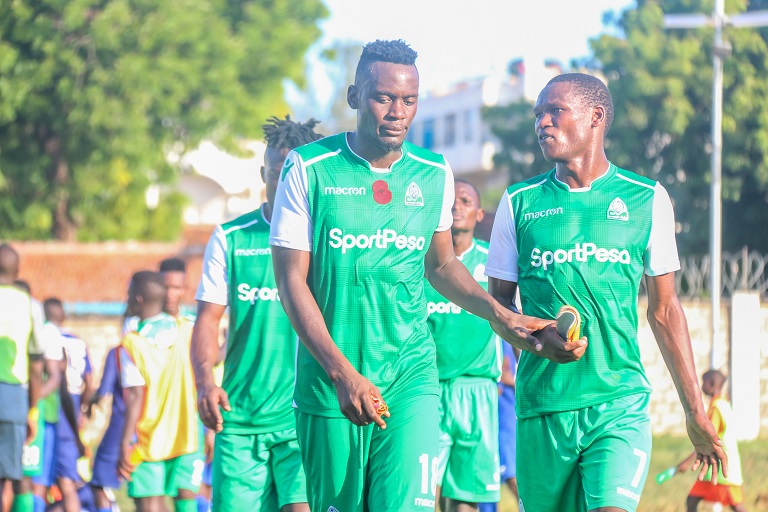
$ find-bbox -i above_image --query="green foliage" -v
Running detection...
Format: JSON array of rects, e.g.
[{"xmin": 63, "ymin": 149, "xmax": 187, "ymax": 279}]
[
  {"xmin": 483, "ymin": 101, "xmax": 552, "ymax": 184},
  {"xmin": 0, "ymin": 0, "xmax": 327, "ymax": 240},
  {"xmin": 591, "ymin": 0, "xmax": 768, "ymax": 255},
  {"xmin": 484, "ymin": 0, "xmax": 768, "ymax": 255}
]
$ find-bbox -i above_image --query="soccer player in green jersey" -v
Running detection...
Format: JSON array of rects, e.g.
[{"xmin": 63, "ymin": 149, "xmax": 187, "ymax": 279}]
[
  {"xmin": 485, "ymin": 73, "xmax": 727, "ymax": 512},
  {"xmin": 269, "ymin": 39, "xmax": 553, "ymax": 512},
  {"xmin": 191, "ymin": 115, "xmax": 322, "ymax": 512},
  {"xmin": 425, "ymin": 179, "xmax": 503, "ymax": 512}
]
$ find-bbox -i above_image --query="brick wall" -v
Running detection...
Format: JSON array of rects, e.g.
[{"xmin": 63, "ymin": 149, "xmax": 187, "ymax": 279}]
[{"xmin": 67, "ymin": 299, "xmax": 768, "ymax": 437}]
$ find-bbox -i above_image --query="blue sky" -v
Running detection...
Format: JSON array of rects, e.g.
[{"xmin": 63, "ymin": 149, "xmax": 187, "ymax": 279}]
[{"xmin": 287, "ymin": 0, "xmax": 635, "ymax": 111}]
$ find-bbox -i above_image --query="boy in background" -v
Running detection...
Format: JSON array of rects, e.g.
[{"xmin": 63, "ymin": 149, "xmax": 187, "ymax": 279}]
[{"xmin": 676, "ymin": 370, "xmax": 747, "ymax": 512}]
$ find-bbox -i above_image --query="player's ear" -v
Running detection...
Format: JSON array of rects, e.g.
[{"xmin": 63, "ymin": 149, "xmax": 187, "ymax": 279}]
[
  {"xmin": 347, "ymin": 85, "xmax": 359, "ymax": 110},
  {"xmin": 259, "ymin": 165, "xmax": 266, "ymax": 183},
  {"xmin": 476, "ymin": 208, "xmax": 485, "ymax": 223},
  {"xmin": 592, "ymin": 105, "xmax": 606, "ymax": 128}
]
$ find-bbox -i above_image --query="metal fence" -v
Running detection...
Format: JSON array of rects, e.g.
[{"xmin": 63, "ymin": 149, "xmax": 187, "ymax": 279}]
[{"xmin": 639, "ymin": 248, "xmax": 768, "ymax": 299}]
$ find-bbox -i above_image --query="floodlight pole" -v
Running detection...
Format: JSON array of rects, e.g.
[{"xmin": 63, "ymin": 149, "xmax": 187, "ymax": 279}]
[
  {"xmin": 710, "ymin": 0, "xmax": 725, "ymax": 372},
  {"xmin": 663, "ymin": 1, "xmax": 768, "ymax": 370}
]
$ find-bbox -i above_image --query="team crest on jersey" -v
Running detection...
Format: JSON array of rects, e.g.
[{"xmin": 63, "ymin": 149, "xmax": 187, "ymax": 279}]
[
  {"xmin": 327, "ymin": 507, "xmax": 339, "ymax": 512},
  {"xmin": 404, "ymin": 182, "xmax": 424, "ymax": 206},
  {"xmin": 607, "ymin": 197, "xmax": 629, "ymax": 221}
]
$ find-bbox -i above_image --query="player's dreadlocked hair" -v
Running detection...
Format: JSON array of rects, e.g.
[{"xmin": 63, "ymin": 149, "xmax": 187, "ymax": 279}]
[
  {"xmin": 262, "ymin": 115, "xmax": 322, "ymax": 151},
  {"xmin": 355, "ymin": 39, "xmax": 418, "ymax": 86},
  {"xmin": 547, "ymin": 73, "xmax": 614, "ymax": 133}
]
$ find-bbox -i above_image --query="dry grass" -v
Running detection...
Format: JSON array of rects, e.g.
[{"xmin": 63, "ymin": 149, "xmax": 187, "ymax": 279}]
[{"xmin": 114, "ymin": 436, "xmax": 768, "ymax": 512}]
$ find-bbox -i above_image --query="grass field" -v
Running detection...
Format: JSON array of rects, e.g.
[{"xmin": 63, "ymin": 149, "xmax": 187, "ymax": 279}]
[{"xmin": 114, "ymin": 436, "xmax": 768, "ymax": 512}]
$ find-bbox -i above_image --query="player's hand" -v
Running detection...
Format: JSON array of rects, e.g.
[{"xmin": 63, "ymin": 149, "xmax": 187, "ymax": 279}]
[
  {"xmin": 332, "ymin": 369, "xmax": 390, "ymax": 429},
  {"xmin": 532, "ymin": 325, "xmax": 588, "ymax": 364},
  {"xmin": 204, "ymin": 429, "xmax": 215, "ymax": 465},
  {"xmin": 118, "ymin": 445, "xmax": 136, "ymax": 481},
  {"xmin": 500, "ymin": 355, "xmax": 516, "ymax": 388},
  {"xmin": 197, "ymin": 384, "xmax": 231, "ymax": 433},
  {"xmin": 76, "ymin": 435, "xmax": 86, "ymax": 457},
  {"xmin": 685, "ymin": 411, "xmax": 728, "ymax": 484},
  {"xmin": 26, "ymin": 409, "xmax": 38, "ymax": 445},
  {"xmin": 490, "ymin": 310, "xmax": 554, "ymax": 353}
]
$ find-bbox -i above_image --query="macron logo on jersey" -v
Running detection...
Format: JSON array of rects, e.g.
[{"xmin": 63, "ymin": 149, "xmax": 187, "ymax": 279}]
[
  {"xmin": 324, "ymin": 186, "xmax": 367, "ymax": 196},
  {"xmin": 328, "ymin": 228, "xmax": 426, "ymax": 254},
  {"xmin": 523, "ymin": 207, "xmax": 563, "ymax": 221},
  {"xmin": 237, "ymin": 284, "xmax": 280, "ymax": 304},
  {"xmin": 530, "ymin": 243, "xmax": 630, "ymax": 270},
  {"xmin": 234, "ymin": 248, "xmax": 271, "ymax": 256}
]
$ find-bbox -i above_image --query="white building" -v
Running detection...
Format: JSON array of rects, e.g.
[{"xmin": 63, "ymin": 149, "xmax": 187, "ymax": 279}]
[
  {"xmin": 177, "ymin": 140, "xmax": 267, "ymax": 225},
  {"xmin": 408, "ymin": 60, "xmax": 562, "ymax": 188}
]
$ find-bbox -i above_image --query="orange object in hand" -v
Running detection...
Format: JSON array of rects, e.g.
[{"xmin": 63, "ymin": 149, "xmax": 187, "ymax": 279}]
[
  {"xmin": 556, "ymin": 305, "xmax": 582, "ymax": 342},
  {"xmin": 372, "ymin": 396, "xmax": 388, "ymax": 415}
]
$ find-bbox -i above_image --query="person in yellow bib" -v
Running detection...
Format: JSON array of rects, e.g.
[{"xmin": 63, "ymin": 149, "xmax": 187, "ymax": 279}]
[
  {"xmin": 117, "ymin": 271, "xmax": 202, "ymax": 512},
  {"xmin": 676, "ymin": 370, "xmax": 747, "ymax": 512}
]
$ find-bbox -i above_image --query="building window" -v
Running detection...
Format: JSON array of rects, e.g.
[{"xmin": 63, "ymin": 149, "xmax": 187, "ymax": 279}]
[
  {"xmin": 464, "ymin": 110, "xmax": 473, "ymax": 142},
  {"xmin": 423, "ymin": 118, "xmax": 435, "ymax": 150},
  {"xmin": 444, "ymin": 114, "xmax": 456, "ymax": 147}
]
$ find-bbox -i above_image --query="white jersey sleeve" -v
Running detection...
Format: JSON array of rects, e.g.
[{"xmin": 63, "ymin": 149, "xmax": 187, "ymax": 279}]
[
  {"xmin": 485, "ymin": 191, "xmax": 520, "ymax": 282},
  {"xmin": 269, "ymin": 151, "xmax": 312, "ymax": 251},
  {"xmin": 436, "ymin": 160, "xmax": 456, "ymax": 232},
  {"xmin": 27, "ymin": 299, "xmax": 46, "ymax": 357},
  {"xmin": 644, "ymin": 183, "xmax": 681, "ymax": 276},
  {"xmin": 118, "ymin": 347, "xmax": 146, "ymax": 388},
  {"xmin": 39, "ymin": 323, "xmax": 65, "ymax": 361},
  {"xmin": 195, "ymin": 226, "xmax": 230, "ymax": 305}
]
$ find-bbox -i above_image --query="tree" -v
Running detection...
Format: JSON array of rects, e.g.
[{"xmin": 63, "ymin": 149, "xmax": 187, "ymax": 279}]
[
  {"xmin": 0, "ymin": 0, "xmax": 327, "ymax": 241},
  {"xmin": 484, "ymin": 0, "xmax": 768, "ymax": 255},
  {"xmin": 483, "ymin": 101, "xmax": 551, "ymax": 186},
  {"xmin": 590, "ymin": 0, "xmax": 768, "ymax": 255}
]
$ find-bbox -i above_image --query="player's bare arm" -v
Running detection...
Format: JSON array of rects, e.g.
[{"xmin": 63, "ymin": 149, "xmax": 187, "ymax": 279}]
[
  {"xmin": 191, "ymin": 301, "xmax": 230, "ymax": 432},
  {"xmin": 646, "ymin": 272, "xmax": 727, "ymax": 483},
  {"xmin": 26, "ymin": 357, "xmax": 45, "ymax": 442},
  {"xmin": 425, "ymin": 229, "xmax": 553, "ymax": 354},
  {"xmin": 272, "ymin": 246, "xmax": 390, "ymax": 429},
  {"xmin": 118, "ymin": 385, "xmax": 144, "ymax": 481},
  {"xmin": 487, "ymin": 276, "xmax": 588, "ymax": 363}
]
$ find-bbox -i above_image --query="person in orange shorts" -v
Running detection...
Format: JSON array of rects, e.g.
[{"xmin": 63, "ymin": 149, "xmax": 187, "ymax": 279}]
[{"xmin": 676, "ymin": 369, "xmax": 747, "ymax": 512}]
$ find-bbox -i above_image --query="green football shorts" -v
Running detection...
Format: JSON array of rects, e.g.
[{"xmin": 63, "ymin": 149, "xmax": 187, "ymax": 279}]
[
  {"xmin": 437, "ymin": 377, "xmax": 500, "ymax": 503},
  {"xmin": 517, "ymin": 393, "xmax": 652, "ymax": 512},
  {"xmin": 211, "ymin": 428, "xmax": 306, "ymax": 511},
  {"xmin": 22, "ymin": 402, "xmax": 47, "ymax": 477},
  {"xmin": 127, "ymin": 450, "xmax": 205, "ymax": 498},
  {"xmin": 295, "ymin": 393, "xmax": 440, "ymax": 512}
]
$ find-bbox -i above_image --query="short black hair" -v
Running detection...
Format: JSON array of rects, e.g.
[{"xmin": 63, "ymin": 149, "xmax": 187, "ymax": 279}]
[
  {"xmin": 262, "ymin": 115, "xmax": 323, "ymax": 152},
  {"xmin": 13, "ymin": 279, "xmax": 31, "ymax": 294},
  {"xmin": 159, "ymin": 257, "xmax": 186, "ymax": 273},
  {"xmin": 130, "ymin": 271, "xmax": 166, "ymax": 302},
  {"xmin": 354, "ymin": 39, "xmax": 418, "ymax": 86},
  {"xmin": 0, "ymin": 243, "xmax": 19, "ymax": 278},
  {"xmin": 703, "ymin": 369, "xmax": 727, "ymax": 387},
  {"xmin": 547, "ymin": 73, "xmax": 614, "ymax": 132},
  {"xmin": 43, "ymin": 297, "xmax": 64, "ymax": 323},
  {"xmin": 455, "ymin": 179, "xmax": 482, "ymax": 208}
]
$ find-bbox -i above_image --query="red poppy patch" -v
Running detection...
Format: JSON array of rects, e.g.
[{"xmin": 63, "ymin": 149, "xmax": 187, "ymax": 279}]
[{"xmin": 372, "ymin": 180, "xmax": 392, "ymax": 205}]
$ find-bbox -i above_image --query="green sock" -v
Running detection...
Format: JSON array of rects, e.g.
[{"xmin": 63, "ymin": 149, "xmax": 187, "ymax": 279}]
[
  {"xmin": 175, "ymin": 499, "xmax": 198, "ymax": 512},
  {"xmin": 11, "ymin": 493, "xmax": 34, "ymax": 512}
]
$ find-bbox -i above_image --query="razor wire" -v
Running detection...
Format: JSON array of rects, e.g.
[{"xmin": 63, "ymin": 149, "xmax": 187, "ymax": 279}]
[{"xmin": 639, "ymin": 248, "xmax": 768, "ymax": 299}]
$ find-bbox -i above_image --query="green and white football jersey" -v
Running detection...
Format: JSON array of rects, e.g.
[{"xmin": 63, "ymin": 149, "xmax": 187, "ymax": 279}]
[
  {"xmin": 485, "ymin": 164, "xmax": 681, "ymax": 418},
  {"xmin": 196, "ymin": 207, "xmax": 297, "ymax": 434},
  {"xmin": 424, "ymin": 239, "xmax": 502, "ymax": 381},
  {"xmin": 270, "ymin": 133, "xmax": 454, "ymax": 417}
]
